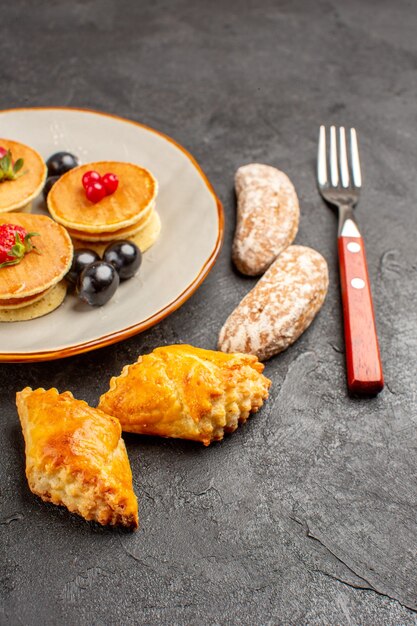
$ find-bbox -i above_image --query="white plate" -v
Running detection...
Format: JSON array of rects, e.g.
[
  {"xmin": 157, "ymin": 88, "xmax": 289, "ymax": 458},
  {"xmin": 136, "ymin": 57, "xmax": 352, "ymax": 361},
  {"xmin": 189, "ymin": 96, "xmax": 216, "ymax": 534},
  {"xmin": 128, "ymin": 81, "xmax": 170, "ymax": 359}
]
[{"xmin": 0, "ymin": 108, "xmax": 223, "ymax": 362}]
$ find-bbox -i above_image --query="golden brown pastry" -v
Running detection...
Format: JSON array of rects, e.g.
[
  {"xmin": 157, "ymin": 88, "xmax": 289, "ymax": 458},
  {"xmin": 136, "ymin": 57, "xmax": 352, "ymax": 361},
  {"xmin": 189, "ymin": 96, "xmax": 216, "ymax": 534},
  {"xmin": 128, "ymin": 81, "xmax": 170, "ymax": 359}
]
[
  {"xmin": 16, "ymin": 387, "xmax": 138, "ymax": 530},
  {"xmin": 98, "ymin": 344, "xmax": 271, "ymax": 446}
]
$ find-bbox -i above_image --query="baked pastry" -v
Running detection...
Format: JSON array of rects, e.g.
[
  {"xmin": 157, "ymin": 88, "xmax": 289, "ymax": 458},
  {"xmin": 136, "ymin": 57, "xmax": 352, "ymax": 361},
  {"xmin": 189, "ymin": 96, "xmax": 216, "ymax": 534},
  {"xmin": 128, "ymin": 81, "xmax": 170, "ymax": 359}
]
[
  {"xmin": 0, "ymin": 139, "xmax": 47, "ymax": 213},
  {"xmin": 98, "ymin": 344, "xmax": 271, "ymax": 446},
  {"xmin": 219, "ymin": 245, "xmax": 329, "ymax": 360},
  {"xmin": 0, "ymin": 213, "xmax": 73, "ymax": 321},
  {"xmin": 47, "ymin": 161, "xmax": 160, "ymax": 253},
  {"xmin": 232, "ymin": 163, "xmax": 300, "ymax": 276},
  {"xmin": 16, "ymin": 387, "xmax": 138, "ymax": 530}
]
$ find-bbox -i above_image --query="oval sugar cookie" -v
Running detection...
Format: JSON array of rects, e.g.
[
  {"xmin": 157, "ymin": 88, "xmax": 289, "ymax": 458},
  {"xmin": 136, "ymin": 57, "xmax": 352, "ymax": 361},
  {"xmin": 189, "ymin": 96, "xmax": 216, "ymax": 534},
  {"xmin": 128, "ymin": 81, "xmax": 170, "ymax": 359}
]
[
  {"xmin": 219, "ymin": 245, "xmax": 329, "ymax": 361},
  {"xmin": 232, "ymin": 163, "xmax": 300, "ymax": 276}
]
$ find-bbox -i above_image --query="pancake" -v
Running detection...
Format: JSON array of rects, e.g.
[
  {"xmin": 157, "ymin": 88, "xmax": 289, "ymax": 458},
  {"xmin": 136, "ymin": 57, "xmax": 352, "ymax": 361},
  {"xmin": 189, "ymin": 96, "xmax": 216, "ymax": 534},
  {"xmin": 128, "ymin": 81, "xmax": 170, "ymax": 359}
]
[
  {"xmin": 0, "ymin": 281, "xmax": 67, "ymax": 322},
  {"xmin": 48, "ymin": 161, "xmax": 158, "ymax": 233},
  {"xmin": 66, "ymin": 202, "xmax": 155, "ymax": 242},
  {"xmin": 72, "ymin": 210, "xmax": 161, "ymax": 256},
  {"xmin": 0, "ymin": 285, "xmax": 55, "ymax": 309},
  {"xmin": 0, "ymin": 139, "xmax": 47, "ymax": 213},
  {"xmin": 0, "ymin": 213, "xmax": 73, "ymax": 300}
]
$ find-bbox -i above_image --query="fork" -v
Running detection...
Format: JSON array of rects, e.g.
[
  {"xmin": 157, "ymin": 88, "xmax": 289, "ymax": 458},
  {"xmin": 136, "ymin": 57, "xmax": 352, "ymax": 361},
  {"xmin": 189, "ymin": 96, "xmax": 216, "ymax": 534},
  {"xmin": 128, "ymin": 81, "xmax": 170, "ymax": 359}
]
[{"xmin": 317, "ymin": 125, "xmax": 384, "ymax": 395}]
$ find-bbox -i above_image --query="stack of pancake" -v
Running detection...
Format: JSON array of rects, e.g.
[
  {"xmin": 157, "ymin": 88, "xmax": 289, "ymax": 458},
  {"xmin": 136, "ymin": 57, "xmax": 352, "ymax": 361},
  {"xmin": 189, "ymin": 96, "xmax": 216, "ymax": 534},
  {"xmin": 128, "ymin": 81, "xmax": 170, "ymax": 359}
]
[
  {"xmin": 0, "ymin": 139, "xmax": 47, "ymax": 214},
  {"xmin": 47, "ymin": 161, "xmax": 160, "ymax": 255},
  {"xmin": 0, "ymin": 213, "xmax": 73, "ymax": 322}
]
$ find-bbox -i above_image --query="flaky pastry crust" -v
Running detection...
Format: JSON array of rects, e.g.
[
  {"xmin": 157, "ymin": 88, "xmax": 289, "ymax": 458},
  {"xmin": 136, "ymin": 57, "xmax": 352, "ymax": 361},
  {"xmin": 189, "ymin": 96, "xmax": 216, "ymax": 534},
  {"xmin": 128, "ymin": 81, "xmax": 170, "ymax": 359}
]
[
  {"xmin": 98, "ymin": 344, "xmax": 271, "ymax": 446},
  {"xmin": 16, "ymin": 387, "xmax": 138, "ymax": 529}
]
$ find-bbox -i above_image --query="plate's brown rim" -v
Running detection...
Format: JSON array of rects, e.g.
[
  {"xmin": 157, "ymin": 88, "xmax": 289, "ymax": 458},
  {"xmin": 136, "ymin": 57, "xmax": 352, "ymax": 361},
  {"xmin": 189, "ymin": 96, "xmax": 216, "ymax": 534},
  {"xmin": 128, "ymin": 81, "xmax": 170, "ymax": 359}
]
[{"xmin": 0, "ymin": 106, "xmax": 224, "ymax": 363}]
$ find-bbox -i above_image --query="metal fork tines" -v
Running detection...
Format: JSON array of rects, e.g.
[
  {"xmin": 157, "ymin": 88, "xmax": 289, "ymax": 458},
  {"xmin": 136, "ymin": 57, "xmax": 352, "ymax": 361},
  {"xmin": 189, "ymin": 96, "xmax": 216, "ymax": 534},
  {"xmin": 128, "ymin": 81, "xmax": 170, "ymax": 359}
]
[{"xmin": 317, "ymin": 125, "xmax": 362, "ymax": 236}]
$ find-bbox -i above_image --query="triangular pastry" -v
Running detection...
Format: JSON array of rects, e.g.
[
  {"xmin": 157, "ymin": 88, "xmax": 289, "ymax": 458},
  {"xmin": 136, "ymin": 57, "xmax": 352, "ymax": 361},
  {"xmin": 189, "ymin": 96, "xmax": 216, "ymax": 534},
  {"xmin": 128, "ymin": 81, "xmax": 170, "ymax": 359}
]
[
  {"xmin": 98, "ymin": 344, "xmax": 271, "ymax": 446},
  {"xmin": 16, "ymin": 387, "xmax": 138, "ymax": 529}
]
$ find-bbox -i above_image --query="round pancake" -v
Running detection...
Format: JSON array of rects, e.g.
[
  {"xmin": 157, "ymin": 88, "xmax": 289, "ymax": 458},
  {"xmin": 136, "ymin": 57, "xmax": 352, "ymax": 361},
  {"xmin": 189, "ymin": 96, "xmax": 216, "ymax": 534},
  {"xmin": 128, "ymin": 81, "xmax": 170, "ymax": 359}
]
[
  {"xmin": 66, "ymin": 202, "xmax": 155, "ymax": 242},
  {"xmin": 48, "ymin": 161, "xmax": 158, "ymax": 233},
  {"xmin": 0, "ymin": 213, "xmax": 73, "ymax": 300},
  {"xmin": 72, "ymin": 210, "xmax": 161, "ymax": 256},
  {"xmin": 0, "ymin": 281, "xmax": 67, "ymax": 322},
  {"xmin": 0, "ymin": 139, "xmax": 47, "ymax": 213},
  {"xmin": 0, "ymin": 285, "xmax": 54, "ymax": 309}
]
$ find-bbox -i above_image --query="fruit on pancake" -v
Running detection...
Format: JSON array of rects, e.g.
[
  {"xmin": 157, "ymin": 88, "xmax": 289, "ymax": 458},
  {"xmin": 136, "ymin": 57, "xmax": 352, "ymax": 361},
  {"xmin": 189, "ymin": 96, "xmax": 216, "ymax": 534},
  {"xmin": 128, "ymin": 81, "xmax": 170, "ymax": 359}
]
[
  {"xmin": 0, "ymin": 224, "xmax": 38, "ymax": 268},
  {"xmin": 101, "ymin": 173, "xmax": 119, "ymax": 195},
  {"xmin": 0, "ymin": 148, "xmax": 25, "ymax": 182},
  {"xmin": 103, "ymin": 240, "xmax": 141, "ymax": 280},
  {"xmin": 46, "ymin": 152, "xmax": 79, "ymax": 177},
  {"xmin": 77, "ymin": 261, "xmax": 120, "ymax": 306},
  {"xmin": 82, "ymin": 171, "xmax": 119, "ymax": 202},
  {"xmin": 43, "ymin": 175, "xmax": 61, "ymax": 201},
  {"xmin": 66, "ymin": 248, "xmax": 100, "ymax": 285},
  {"xmin": 82, "ymin": 170, "xmax": 101, "ymax": 188},
  {"xmin": 85, "ymin": 181, "xmax": 107, "ymax": 204}
]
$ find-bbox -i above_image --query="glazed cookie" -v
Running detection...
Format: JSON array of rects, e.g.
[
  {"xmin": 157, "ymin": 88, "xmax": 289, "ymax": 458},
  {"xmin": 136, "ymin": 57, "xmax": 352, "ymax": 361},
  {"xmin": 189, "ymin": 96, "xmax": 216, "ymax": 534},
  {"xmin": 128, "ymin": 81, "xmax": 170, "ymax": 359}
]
[
  {"xmin": 219, "ymin": 245, "xmax": 329, "ymax": 361},
  {"xmin": 232, "ymin": 164, "xmax": 300, "ymax": 276}
]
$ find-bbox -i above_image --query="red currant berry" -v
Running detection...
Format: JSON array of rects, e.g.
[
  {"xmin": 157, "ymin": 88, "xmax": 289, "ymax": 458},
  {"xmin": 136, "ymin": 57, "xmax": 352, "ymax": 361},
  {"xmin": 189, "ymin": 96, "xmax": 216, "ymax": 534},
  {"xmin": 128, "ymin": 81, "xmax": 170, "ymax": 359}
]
[
  {"xmin": 102, "ymin": 173, "xmax": 119, "ymax": 195},
  {"xmin": 82, "ymin": 170, "xmax": 101, "ymax": 189},
  {"xmin": 0, "ymin": 147, "xmax": 8, "ymax": 158},
  {"xmin": 86, "ymin": 182, "xmax": 107, "ymax": 203}
]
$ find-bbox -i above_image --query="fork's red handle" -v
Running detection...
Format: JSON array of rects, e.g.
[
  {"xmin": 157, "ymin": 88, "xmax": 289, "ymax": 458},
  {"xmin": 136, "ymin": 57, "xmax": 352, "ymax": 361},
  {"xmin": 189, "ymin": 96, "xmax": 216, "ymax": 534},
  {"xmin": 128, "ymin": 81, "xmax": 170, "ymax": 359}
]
[{"xmin": 338, "ymin": 235, "xmax": 384, "ymax": 395}]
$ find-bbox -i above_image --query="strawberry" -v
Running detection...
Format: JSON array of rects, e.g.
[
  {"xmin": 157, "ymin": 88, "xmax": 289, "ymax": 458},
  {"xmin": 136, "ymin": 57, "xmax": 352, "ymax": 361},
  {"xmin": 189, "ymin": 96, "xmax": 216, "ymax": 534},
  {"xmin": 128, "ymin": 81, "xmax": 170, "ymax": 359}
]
[
  {"xmin": 0, "ymin": 148, "xmax": 25, "ymax": 182},
  {"xmin": 0, "ymin": 224, "xmax": 39, "ymax": 268}
]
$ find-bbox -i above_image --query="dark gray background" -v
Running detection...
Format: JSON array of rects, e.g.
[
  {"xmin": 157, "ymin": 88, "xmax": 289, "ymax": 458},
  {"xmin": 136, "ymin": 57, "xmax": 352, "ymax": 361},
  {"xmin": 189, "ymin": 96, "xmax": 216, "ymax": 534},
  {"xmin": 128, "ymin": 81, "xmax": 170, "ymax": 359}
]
[{"xmin": 1, "ymin": 0, "xmax": 417, "ymax": 624}]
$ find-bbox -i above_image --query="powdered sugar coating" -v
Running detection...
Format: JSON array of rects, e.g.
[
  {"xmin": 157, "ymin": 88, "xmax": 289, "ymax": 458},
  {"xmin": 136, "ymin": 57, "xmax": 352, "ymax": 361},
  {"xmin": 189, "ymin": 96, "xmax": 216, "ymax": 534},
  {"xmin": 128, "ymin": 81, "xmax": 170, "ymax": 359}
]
[
  {"xmin": 219, "ymin": 245, "xmax": 329, "ymax": 361},
  {"xmin": 232, "ymin": 163, "xmax": 300, "ymax": 276}
]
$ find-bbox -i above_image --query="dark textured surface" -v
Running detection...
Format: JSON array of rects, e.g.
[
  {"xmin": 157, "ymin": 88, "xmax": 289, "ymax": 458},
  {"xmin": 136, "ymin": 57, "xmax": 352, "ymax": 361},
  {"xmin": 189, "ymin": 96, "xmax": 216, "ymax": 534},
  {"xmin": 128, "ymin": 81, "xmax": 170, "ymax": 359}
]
[{"xmin": 1, "ymin": 1, "xmax": 417, "ymax": 624}]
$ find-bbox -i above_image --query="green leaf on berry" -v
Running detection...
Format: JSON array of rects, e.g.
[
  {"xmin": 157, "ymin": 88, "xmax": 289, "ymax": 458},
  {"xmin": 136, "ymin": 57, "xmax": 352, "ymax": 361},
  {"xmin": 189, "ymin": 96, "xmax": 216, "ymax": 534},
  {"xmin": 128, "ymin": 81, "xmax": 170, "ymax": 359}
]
[
  {"xmin": 0, "ymin": 258, "xmax": 23, "ymax": 269},
  {"xmin": 0, "ymin": 153, "xmax": 10, "ymax": 172},
  {"xmin": 0, "ymin": 150, "xmax": 26, "ymax": 182},
  {"xmin": 24, "ymin": 231, "xmax": 40, "ymax": 253},
  {"xmin": 13, "ymin": 158, "xmax": 24, "ymax": 174}
]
